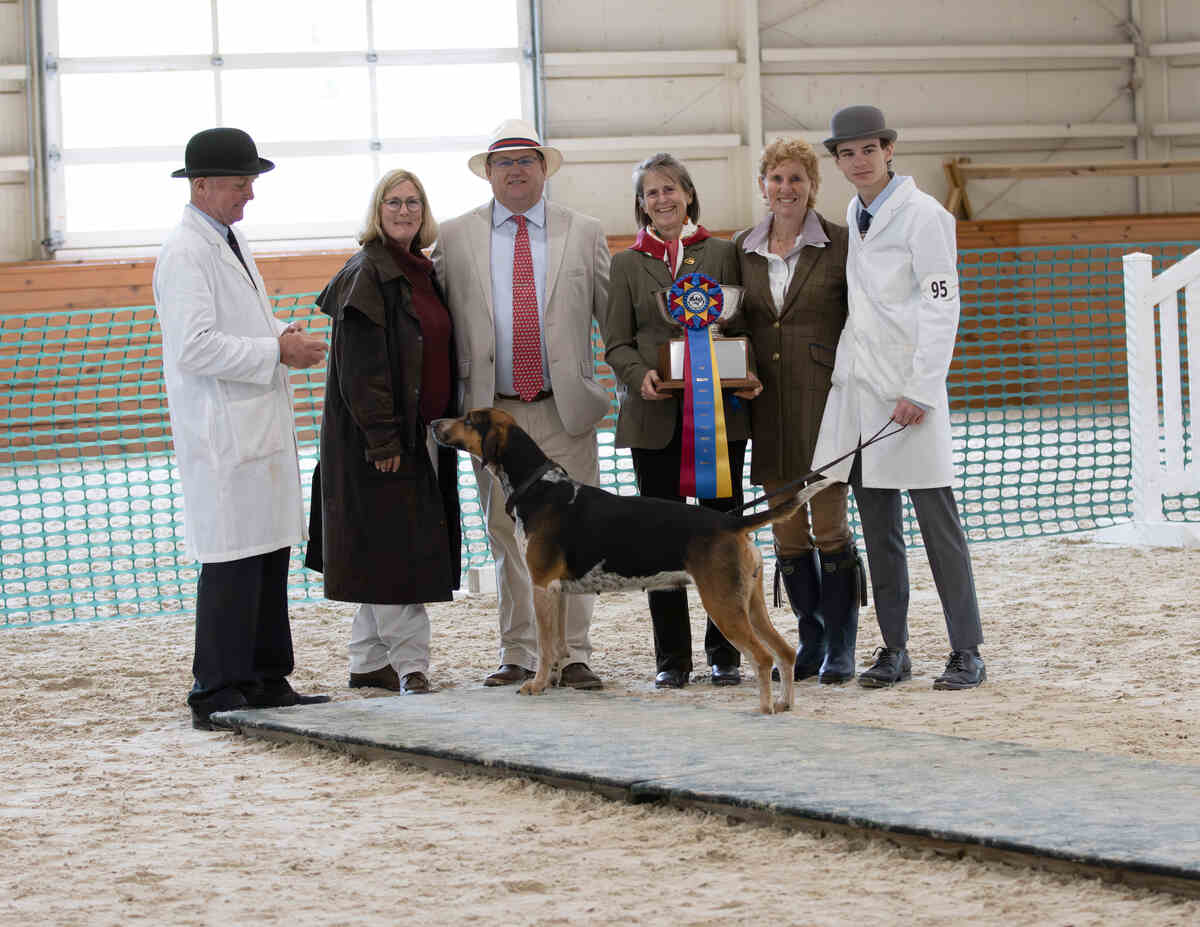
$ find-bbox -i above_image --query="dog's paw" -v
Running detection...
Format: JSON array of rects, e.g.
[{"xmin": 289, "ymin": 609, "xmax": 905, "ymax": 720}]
[
  {"xmin": 519, "ymin": 680, "xmax": 548, "ymax": 696},
  {"xmin": 773, "ymin": 697, "xmax": 792, "ymax": 714}
]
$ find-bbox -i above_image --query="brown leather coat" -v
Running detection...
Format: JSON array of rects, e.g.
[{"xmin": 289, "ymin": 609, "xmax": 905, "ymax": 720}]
[
  {"xmin": 734, "ymin": 214, "xmax": 849, "ymax": 483},
  {"xmin": 304, "ymin": 241, "xmax": 461, "ymax": 604}
]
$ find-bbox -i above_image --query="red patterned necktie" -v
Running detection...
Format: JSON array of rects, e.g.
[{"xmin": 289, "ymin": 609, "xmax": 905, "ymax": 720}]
[{"xmin": 510, "ymin": 214, "xmax": 544, "ymax": 401}]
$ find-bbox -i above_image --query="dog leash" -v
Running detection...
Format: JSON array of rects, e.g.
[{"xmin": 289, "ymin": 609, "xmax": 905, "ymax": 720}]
[{"xmin": 733, "ymin": 420, "xmax": 907, "ymax": 515}]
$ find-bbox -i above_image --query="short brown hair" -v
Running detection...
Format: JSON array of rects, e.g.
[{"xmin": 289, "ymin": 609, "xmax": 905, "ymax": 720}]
[
  {"xmin": 759, "ymin": 137, "xmax": 820, "ymax": 209},
  {"xmin": 632, "ymin": 153, "xmax": 700, "ymax": 229},
  {"xmin": 359, "ymin": 169, "xmax": 439, "ymax": 251}
]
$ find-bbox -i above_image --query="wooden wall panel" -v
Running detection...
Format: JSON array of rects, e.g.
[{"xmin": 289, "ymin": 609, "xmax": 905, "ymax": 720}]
[{"xmin": 2, "ymin": 215, "xmax": 1196, "ymax": 317}]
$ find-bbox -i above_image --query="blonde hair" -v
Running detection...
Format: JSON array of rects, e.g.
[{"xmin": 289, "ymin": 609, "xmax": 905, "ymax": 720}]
[
  {"xmin": 758, "ymin": 137, "xmax": 820, "ymax": 209},
  {"xmin": 359, "ymin": 169, "xmax": 439, "ymax": 250}
]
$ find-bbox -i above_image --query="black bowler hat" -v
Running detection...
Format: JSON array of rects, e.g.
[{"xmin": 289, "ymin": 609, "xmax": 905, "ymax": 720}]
[
  {"xmin": 823, "ymin": 105, "xmax": 898, "ymax": 154},
  {"xmin": 171, "ymin": 127, "xmax": 275, "ymax": 178}
]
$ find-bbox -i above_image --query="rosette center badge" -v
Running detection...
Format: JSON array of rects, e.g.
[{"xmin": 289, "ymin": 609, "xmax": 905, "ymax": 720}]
[{"xmin": 668, "ymin": 273, "xmax": 723, "ymax": 330}]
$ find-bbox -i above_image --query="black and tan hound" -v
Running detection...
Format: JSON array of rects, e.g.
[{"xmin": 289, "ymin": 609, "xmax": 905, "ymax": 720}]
[{"xmin": 433, "ymin": 408, "xmax": 833, "ymax": 714}]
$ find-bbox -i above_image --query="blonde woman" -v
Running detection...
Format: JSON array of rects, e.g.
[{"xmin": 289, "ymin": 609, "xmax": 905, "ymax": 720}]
[
  {"xmin": 305, "ymin": 169, "xmax": 461, "ymax": 694},
  {"xmin": 735, "ymin": 137, "xmax": 862, "ymax": 685}
]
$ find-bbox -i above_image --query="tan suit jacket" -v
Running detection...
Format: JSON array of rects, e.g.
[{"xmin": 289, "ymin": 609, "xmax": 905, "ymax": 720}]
[{"xmin": 432, "ymin": 200, "xmax": 612, "ymax": 437}]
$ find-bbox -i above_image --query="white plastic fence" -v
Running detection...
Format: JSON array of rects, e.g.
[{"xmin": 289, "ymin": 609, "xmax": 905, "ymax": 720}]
[{"xmin": 1102, "ymin": 248, "xmax": 1200, "ymax": 546}]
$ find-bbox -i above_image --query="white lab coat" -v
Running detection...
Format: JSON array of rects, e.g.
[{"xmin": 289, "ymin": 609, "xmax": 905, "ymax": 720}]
[
  {"xmin": 812, "ymin": 177, "xmax": 959, "ymax": 489},
  {"xmin": 152, "ymin": 206, "xmax": 306, "ymax": 563}
]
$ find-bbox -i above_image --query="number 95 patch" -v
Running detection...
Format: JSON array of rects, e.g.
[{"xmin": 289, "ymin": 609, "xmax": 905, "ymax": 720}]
[{"xmin": 921, "ymin": 273, "xmax": 958, "ymax": 302}]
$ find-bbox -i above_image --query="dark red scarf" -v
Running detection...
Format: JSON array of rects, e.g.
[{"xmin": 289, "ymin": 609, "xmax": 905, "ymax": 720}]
[{"xmin": 630, "ymin": 225, "xmax": 710, "ymax": 278}]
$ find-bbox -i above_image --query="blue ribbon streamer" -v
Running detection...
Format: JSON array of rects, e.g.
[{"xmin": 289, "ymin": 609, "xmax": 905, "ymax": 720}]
[{"xmin": 686, "ymin": 327, "xmax": 719, "ymax": 499}]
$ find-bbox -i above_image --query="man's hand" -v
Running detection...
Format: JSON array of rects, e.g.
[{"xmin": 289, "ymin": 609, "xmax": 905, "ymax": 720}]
[
  {"xmin": 279, "ymin": 330, "xmax": 328, "ymax": 369},
  {"xmin": 733, "ymin": 372, "xmax": 763, "ymax": 401},
  {"xmin": 890, "ymin": 398, "xmax": 925, "ymax": 426},
  {"xmin": 640, "ymin": 369, "xmax": 671, "ymax": 400}
]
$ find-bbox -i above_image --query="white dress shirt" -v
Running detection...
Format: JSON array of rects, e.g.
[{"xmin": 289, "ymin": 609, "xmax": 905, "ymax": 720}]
[
  {"xmin": 490, "ymin": 198, "xmax": 550, "ymax": 395},
  {"xmin": 855, "ymin": 172, "xmax": 908, "ymax": 231},
  {"xmin": 740, "ymin": 208, "xmax": 829, "ymax": 314}
]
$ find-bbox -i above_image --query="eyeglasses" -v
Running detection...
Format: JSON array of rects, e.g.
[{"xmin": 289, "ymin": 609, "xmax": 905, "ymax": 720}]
[
  {"xmin": 383, "ymin": 197, "xmax": 423, "ymax": 212},
  {"xmin": 490, "ymin": 156, "xmax": 540, "ymax": 170}
]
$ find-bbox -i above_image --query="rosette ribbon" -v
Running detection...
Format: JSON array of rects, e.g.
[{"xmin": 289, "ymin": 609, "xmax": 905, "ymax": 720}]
[{"xmin": 666, "ymin": 272, "xmax": 732, "ymax": 499}]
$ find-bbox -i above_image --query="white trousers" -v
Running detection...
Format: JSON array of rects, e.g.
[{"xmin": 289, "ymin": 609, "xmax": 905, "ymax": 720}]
[
  {"xmin": 472, "ymin": 396, "xmax": 598, "ymax": 670},
  {"xmin": 346, "ymin": 430, "xmax": 438, "ymax": 678},
  {"xmin": 348, "ymin": 602, "xmax": 431, "ymax": 678}
]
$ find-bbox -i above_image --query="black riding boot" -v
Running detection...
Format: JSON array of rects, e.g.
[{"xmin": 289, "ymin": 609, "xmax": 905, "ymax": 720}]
[
  {"xmin": 817, "ymin": 544, "xmax": 866, "ymax": 684},
  {"xmin": 775, "ymin": 550, "xmax": 824, "ymax": 680}
]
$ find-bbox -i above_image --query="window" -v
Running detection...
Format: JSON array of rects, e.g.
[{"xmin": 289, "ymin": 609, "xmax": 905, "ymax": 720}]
[{"xmin": 42, "ymin": 0, "xmax": 532, "ymax": 253}]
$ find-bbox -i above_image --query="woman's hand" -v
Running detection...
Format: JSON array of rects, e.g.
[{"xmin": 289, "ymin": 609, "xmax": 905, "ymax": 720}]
[
  {"xmin": 373, "ymin": 455, "xmax": 405, "ymax": 473},
  {"xmin": 640, "ymin": 369, "xmax": 670, "ymax": 400},
  {"xmin": 733, "ymin": 372, "xmax": 763, "ymax": 401}
]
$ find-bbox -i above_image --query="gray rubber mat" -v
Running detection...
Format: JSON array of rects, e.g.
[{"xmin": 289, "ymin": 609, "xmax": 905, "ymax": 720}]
[{"xmin": 216, "ymin": 688, "xmax": 1200, "ymax": 894}]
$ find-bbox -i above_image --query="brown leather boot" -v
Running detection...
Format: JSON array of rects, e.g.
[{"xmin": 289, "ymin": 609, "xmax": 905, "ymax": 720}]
[{"xmin": 349, "ymin": 665, "xmax": 402, "ymax": 691}]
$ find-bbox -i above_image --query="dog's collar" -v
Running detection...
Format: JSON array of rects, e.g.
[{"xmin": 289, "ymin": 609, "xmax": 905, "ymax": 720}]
[{"xmin": 504, "ymin": 461, "xmax": 564, "ymax": 519}]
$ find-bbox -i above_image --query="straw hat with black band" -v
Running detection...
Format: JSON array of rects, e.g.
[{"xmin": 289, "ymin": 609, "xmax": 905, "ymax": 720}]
[{"xmin": 467, "ymin": 118, "xmax": 563, "ymax": 179}]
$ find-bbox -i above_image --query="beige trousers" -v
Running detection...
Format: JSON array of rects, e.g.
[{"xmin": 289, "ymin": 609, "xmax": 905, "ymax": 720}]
[
  {"xmin": 471, "ymin": 396, "xmax": 599, "ymax": 670},
  {"xmin": 762, "ymin": 478, "xmax": 853, "ymax": 557}
]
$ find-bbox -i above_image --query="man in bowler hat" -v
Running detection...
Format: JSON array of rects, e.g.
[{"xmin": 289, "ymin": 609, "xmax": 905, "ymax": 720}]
[
  {"xmin": 152, "ymin": 127, "xmax": 331, "ymax": 730},
  {"xmin": 810, "ymin": 105, "xmax": 986, "ymax": 690}
]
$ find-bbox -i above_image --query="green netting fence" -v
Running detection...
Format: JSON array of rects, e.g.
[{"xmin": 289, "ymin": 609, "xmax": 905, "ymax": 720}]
[{"xmin": 2, "ymin": 241, "xmax": 1196, "ymax": 628}]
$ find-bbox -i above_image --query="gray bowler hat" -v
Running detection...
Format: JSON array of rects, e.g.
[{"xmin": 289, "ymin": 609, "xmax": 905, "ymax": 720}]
[{"xmin": 823, "ymin": 105, "xmax": 898, "ymax": 154}]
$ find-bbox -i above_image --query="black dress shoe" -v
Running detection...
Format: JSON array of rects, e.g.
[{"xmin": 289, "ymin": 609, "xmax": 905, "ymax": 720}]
[
  {"xmin": 189, "ymin": 689, "xmax": 247, "ymax": 731},
  {"xmin": 710, "ymin": 664, "xmax": 741, "ymax": 686},
  {"xmin": 287, "ymin": 692, "xmax": 332, "ymax": 705},
  {"xmin": 249, "ymin": 681, "xmax": 332, "ymax": 708},
  {"xmin": 857, "ymin": 647, "xmax": 912, "ymax": 688},
  {"xmin": 191, "ymin": 707, "xmax": 237, "ymax": 731},
  {"xmin": 654, "ymin": 669, "xmax": 688, "ymax": 689},
  {"xmin": 933, "ymin": 650, "xmax": 986, "ymax": 690},
  {"xmin": 484, "ymin": 664, "xmax": 535, "ymax": 686}
]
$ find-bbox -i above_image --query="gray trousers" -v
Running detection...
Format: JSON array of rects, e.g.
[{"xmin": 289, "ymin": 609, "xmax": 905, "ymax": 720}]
[{"xmin": 850, "ymin": 454, "xmax": 984, "ymax": 653}]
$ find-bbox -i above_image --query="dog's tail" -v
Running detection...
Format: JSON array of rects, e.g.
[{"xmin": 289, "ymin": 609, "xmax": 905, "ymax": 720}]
[{"xmin": 731, "ymin": 476, "xmax": 837, "ymax": 533}]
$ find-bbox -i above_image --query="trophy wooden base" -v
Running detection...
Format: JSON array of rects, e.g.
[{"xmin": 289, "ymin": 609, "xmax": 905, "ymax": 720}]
[{"xmin": 656, "ymin": 337, "xmax": 753, "ymax": 391}]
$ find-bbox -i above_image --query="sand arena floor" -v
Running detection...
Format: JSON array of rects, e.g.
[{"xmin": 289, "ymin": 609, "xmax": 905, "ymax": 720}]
[{"xmin": 2, "ymin": 535, "xmax": 1198, "ymax": 926}]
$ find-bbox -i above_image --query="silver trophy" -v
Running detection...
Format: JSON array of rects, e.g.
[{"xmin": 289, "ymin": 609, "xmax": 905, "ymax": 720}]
[{"xmin": 652, "ymin": 283, "xmax": 751, "ymax": 388}]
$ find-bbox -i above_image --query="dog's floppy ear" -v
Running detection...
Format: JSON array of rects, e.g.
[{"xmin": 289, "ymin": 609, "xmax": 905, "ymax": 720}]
[{"xmin": 481, "ymin": 421, "xmax": 501, "ymax": 463}]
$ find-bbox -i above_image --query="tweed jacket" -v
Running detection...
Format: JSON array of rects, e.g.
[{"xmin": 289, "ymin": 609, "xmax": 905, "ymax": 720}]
[
  {"xmin": 733, "ymin": 212, "xmax": 849, "ymax": 483},
  {"xmin": 603, "ymin": 235, "xmax": 751, "ymax": 450}
]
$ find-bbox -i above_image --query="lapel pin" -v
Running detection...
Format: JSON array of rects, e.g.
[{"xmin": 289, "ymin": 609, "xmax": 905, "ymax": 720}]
[{"xmin": 683, "ymin": 256, "xmax": 696, "ymax": 265}]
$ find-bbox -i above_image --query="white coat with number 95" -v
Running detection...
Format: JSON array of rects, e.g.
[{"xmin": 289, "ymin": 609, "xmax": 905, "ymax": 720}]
[{"xmin": 812, "ymin": 176, "xmax": 960, "ymax": 490}]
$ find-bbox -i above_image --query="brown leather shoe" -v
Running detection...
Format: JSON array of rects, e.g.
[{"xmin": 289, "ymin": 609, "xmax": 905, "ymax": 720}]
[
  {"xmin": 349, "ymin": 665, "xmax": 402, "ymax": 691},
  {"xmin": 484, "ymin": 664, "xmax": 535, "ymax": 686},
  {"xmin": 558, "ymin": 662, "xmax": 603, "ymax": 690},
  {"xmin": 400, "ymin": 671, "xmax": 431, "ymax": 694}
]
